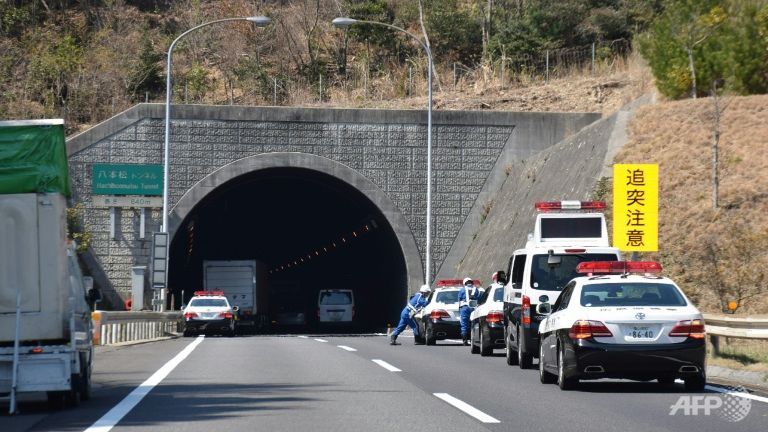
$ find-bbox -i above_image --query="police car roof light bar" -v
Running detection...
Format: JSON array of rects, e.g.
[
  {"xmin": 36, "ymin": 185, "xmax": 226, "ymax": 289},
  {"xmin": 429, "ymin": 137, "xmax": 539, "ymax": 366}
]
[
  {"xmin": 534, "ymin": 201, "xmax": 606, "ymax": 212},
  {"xmin": 436, "ymin": 279, "xmax": 482, "ymax": 287},
  {"xmin": 576, "ymin": 261, "xmax": 662, "ymax": 275},
  {"xmin": 193, "ymin": 290, "xmax": 226, "ymax": 297}
]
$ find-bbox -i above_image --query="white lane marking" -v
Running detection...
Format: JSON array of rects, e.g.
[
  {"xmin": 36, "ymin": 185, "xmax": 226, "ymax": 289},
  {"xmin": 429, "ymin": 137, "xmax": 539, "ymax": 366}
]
[
  {"xmin": 372, "ymin": 359, "xmax": 402, "ymax": 372},
  {"xmin": 314, "ymin": 338, "xmax": 328, "ymax": 343},
  {"xmin": 706, "ymin": 384, "xmax": 768, "ymax": 404},
  {"xmin": 337, "ymin": 345, "xmax": 357, "ymax": 352},
  {"xmin": 297, "ymin": 335, "xmax": 309, "ymax": 339},
  {"xmin": 433, "ymin": 393, "xmax": 501, "ymax": 424},
  {"xmin": 84, "ymin": 336, "xmax": 205, "ymax": 432}
]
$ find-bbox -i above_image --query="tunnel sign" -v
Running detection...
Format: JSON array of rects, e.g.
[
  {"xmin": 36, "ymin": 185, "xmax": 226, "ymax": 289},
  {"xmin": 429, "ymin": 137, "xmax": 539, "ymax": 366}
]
[
  {"xmin": 92, "ymin": 195, "xmax": 162, "ymax": 208},
  {"xmin": 92, "ymin": 164, "xmax": 163, "ymax": 196},
  {"xmin": 613, "ymin": 164, "xmax": 658, "ymax": 252}
]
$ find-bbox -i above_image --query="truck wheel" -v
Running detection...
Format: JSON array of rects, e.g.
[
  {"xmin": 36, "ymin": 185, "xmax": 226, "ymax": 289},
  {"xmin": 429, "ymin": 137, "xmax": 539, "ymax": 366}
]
[{"xmin": 78, "ymin": 352, "xmax": 92, "ymax": 401}]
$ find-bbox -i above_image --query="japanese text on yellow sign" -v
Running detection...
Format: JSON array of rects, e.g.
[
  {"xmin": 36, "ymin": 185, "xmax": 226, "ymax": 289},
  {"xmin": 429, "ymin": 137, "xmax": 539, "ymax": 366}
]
[{"xmin": 613, "ymin": 164, "xmax": 658, "ymax": 252}]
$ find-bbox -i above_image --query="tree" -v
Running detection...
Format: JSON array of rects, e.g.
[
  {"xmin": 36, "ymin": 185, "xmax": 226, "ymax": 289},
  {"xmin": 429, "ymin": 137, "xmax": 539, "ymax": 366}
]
[{"xmin": 127, "ymin": 32, "xmax": 164, "ymax": 102}]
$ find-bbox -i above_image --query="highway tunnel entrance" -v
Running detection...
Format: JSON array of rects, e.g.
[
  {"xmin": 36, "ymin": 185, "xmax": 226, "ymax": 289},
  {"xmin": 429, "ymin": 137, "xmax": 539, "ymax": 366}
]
[{"xmin": 168, "ymin": 166, "xmax": 409, "ymax": 333}]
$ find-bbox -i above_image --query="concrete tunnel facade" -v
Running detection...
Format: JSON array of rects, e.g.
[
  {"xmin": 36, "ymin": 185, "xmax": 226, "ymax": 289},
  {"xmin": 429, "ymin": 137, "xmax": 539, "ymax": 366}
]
[{"xmin": 65, "ymin": 104, "xmax": 600, "ymax": 330}]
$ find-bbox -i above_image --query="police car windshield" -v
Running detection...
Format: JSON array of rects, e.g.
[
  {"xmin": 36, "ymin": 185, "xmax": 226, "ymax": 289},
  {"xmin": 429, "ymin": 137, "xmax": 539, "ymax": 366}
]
[
  {"xmin": 320, "ymin": 291, "xmax": 352, "ymax": 305},
  {"xmin": 189, "ymin": 298, "xmax": 228, "ymax": 307},
  {"xmin": 580, "ymin": 283, "xmax": 687, "ymax": 307},
  {"xmin": 435, "ymin": 290, "xmax": 459, "ymax": 304},
  {"xmin": 531, "ymin": 254, "xmax": 618, "ymax": 291}
]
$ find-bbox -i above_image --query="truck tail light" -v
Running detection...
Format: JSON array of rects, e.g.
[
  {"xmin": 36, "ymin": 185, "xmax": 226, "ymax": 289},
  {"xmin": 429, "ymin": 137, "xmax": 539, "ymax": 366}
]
[
  {"xmin": 184, "ymin": 312, "xmax": 198, "ymax": 320},
  {"xmin": 430, "ymin": 309, "xmax": 451, "ymax": 320},
  {"xmin": 522, "ymin": 295, "xmax": 531, "ymax": 327},
  {"xmin": 486, "ymin": 311, "xmax": 503, "ymax": 323},
  {"xmin": 669, "ymin": 319, "xmax": 706, "ymax": 339},
  {"xmin": 29, "ymin": 346, "xmax": 43, "ymax": 354},
  {"xmin": 568, "ymin": 320, "xmax": 613, "ymax": 340}
]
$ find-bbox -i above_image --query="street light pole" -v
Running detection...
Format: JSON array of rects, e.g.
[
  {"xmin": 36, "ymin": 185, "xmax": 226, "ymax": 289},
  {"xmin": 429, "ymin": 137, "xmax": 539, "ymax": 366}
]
[
  {"xmin": 162, "ymin": 15, "xmax": 271, "ymax": 233},
  {"xmin": 332, "ymin": 17, "xmax": 434, "ymax": 288},
  {"xmin": 161, "ymin": 16, "xmax": 270, "ymax": 310}
]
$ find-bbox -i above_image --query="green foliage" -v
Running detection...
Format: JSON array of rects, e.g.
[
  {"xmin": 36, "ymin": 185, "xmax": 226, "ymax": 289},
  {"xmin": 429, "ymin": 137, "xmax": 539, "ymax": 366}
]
[
  {"xmin": 640, "ymin": 0, "xmax": 768, "ymax": 99},
  {"xmin": 424, "ymin": 0, "xmax": 482, "ymax": 64},
  {"xmin": 128, "ymin": 32, "xmax": 164, "ymax": 102},
  {"xmin": 67, "ymin": 203, "xmax": 92, "ymax": 254},
  {"xmin": 27, "ymin": 34, "xmax": 84, "ymax": 111},
  {"xmin": 0, "ymin": 2, "xmax": 43, "ymax": 37},
  {"xmin": 181, "ymin": 62, "xmax": 214, "ymax": 103},
  {"xmin": 346, "ymin": 0, "xmax": 396, "ymax": 48}
]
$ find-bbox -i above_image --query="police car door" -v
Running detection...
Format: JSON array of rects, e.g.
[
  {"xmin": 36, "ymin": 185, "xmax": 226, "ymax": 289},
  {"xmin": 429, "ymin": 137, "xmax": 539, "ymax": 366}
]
[{"xmin": 540, "ymin": 281, "xmax": 576, "ymax": 368}]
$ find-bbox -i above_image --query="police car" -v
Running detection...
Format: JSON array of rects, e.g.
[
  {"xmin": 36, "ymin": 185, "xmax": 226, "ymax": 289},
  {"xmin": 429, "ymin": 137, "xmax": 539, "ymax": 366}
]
[
  {"xmin": 183, "ymin": 291, "xmax": 238, "ymax": 336},
  {"xmin": 415, "ymin": 279, "xmax": 481, "ymax": 345},
  {"xmin": 469, "ymin": 282, "xmax": 505, "ymax": 356},
  {"xmin": 503, "ymin": 201, "xmax": 621, "ymax": 369},
  {"xmin": 537, "ymin": 261, "xmax": 706, "ymax": 391}
]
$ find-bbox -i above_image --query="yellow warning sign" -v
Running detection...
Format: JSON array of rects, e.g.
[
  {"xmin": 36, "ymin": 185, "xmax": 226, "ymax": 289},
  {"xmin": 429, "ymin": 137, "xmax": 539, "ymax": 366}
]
[{"xmin": 613, "ymin": 164, "xmax": 658, "ymax": 252}]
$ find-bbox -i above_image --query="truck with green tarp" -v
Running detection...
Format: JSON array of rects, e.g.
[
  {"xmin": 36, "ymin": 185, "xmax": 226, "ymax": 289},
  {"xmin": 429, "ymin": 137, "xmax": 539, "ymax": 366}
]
[{"xmin": 0, "ymin": 119, "xmax": 96, "ymax": 412}]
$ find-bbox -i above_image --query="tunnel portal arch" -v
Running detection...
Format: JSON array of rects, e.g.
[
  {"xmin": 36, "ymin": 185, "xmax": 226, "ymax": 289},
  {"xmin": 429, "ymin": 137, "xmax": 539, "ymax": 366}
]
[{"xmin": 167, "ymin": 152, "xmax": 423, "ymax": 330}]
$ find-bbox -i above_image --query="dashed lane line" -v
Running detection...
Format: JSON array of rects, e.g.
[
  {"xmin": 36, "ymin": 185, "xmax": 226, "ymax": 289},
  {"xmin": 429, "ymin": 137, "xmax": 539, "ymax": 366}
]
[
  {"xmin": 433, "ymin": 393, "xmax": 501, "ymax": 424},
  {"xmin": 372, "ymin": 359, "xmax": 402, "ymax": 372},
  {"xmin": 314, "ymin": 338, "xmax": 328, "ymax": 343},
  {"xmin": 337, "ymin": 345, "xmax": 357, "ymax": 352},
  {"xmin": 84, "ymin": 335, "xmax": 205, "ymax": 432}
]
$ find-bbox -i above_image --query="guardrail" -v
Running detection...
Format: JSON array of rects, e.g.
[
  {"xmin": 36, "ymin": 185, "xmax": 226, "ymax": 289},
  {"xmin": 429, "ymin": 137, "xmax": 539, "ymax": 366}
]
[
  {"xmin": 92, "ymin": 311, "xmax": 182, "ymax": 346},
  {"xmin": 702, "ymin": 313, "xmax": 768, "ymax": 356}
]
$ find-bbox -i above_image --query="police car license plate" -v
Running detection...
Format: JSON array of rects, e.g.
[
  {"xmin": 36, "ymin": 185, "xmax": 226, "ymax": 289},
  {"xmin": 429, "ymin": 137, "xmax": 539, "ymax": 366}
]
[{"xmin": 626, "ymin": 326, "xmax": 654, "ymax": 339}]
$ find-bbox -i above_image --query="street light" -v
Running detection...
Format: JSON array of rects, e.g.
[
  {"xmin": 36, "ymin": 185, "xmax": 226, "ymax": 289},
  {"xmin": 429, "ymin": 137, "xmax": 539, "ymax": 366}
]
[
  {"xmin": 162, "ymin": 15, "xmax": 271, "ymax": 233},
  {"xmin": 332, "ymin": 17, "xmax": 434, "ymax": 288},
  {"xmin": 161, "ymin": 15, "xmax": 270, "ymax": 310}
]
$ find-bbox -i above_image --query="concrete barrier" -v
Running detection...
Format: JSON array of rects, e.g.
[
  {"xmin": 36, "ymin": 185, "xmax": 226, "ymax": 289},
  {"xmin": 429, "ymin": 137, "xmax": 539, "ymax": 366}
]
[{"xmin": 92, "ymin": 311, "xmax": 182, "ymax": 345}]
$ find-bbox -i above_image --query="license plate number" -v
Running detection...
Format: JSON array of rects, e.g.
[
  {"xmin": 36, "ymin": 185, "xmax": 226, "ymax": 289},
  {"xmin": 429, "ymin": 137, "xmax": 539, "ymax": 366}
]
[{"xmin": 628, "ymin": 326, "xmax": 653, "ymax": 339}]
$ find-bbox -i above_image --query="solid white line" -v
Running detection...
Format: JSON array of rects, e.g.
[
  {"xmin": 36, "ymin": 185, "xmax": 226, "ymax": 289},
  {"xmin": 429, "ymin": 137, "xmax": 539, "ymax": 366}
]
[
  {"xmin": 84, "ymin": 336, "xmax": 205, "ymax": 432},
  {"xmin": 372, "ymin": 359, "xmax": 401, "ymax": 372},
  {"xmin": 434, "ymin": 393, "xmax": 500, "ymax": 423},
  {"xmin": 706, "ymin": 384, "xmax": 768, "ymax": 404},
  {"xmin": 337, "ymin": 345, "xmax": 357, "ymax": 352},
  {"xmin": 314, "ymin": 338, "xmax": 328, "ymax": 343}
]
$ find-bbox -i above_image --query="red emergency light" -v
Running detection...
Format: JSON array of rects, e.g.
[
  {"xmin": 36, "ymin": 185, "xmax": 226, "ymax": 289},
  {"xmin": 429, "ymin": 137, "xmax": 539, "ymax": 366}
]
[
  {"xmin": 535, "ymin": 201, "xmax": 606, "ymax": 212},
  {"xmin": 576, "ymin": 261, "xmax": 663, "ymax": 275},
  {"xmin": 193, "ymin": 290, "xmax": 226, "ymax": 297},
  {"xmin": 436, "ymin": 279, "xmax": 482, "ymax": 287}
]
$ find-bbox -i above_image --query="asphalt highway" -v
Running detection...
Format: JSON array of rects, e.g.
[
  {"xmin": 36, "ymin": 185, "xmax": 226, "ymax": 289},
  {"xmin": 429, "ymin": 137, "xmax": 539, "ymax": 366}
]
[{"xmin": 2, "ymin": 334, "xmax": 766, "ymax": 431}]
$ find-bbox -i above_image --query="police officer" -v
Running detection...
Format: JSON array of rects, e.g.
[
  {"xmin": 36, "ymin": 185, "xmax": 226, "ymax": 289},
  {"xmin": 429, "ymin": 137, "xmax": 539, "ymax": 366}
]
[
  {"xmin": 390, "ymin": 284, "xmax": 431, "ymax": 345},
  {"xmin": 490, "ymin": 270, "xmax": 507, "ymax": 289},
  {"xmin": 458, "ymin": 277, "xmax": 479, "ymax": 346}
]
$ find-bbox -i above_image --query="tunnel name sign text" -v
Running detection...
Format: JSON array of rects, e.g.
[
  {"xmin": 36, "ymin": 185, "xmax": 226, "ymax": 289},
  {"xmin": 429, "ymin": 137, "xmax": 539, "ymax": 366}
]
[
  {"xmin": 92, "ymin": 164, "xmax": 163, "ymax": 196},
  {"xmin": 613, "ymin": 164, "xmax": 658, "ymax": 252}
]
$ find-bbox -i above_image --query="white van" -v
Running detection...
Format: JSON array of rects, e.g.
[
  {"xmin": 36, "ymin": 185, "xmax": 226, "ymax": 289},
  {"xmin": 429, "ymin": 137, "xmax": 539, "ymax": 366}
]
[
  {"xmin": 318, "ymin": 289, "xmax": 355, "ymax": 323},
  {"xmin": 503, "ymin": 201, "xmax": 621, "ymax": 369}
]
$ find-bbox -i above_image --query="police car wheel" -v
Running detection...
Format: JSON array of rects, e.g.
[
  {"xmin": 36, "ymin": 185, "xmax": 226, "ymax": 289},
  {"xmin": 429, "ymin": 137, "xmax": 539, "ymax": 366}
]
[
  {"xmin": 480, "ymin": 325, "xmax": 492, "ymax": 356},
  {"xmin": 557, "ymin": 345, "xmax": 577, "ymax": 390},
  {"xmin": 539, "ymin": 343, "xmax": 556, "ymax": 384},
  {"xmin": 657, "ymin": 376, "xmax": 674, "ymax": 385},
  {"xmin": 505, "ymin": 328, "xmax": 518, "ymax": 366},
  {"xmin": 518, "ymin": 329, "xmax": 533, "ymax": 369}
]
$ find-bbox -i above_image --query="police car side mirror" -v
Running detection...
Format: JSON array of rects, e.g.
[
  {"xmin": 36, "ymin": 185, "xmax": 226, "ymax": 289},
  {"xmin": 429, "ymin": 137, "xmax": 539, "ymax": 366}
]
[{"xmin": 536, "ymin": 302, "xmax": 552, "ymax": 315}]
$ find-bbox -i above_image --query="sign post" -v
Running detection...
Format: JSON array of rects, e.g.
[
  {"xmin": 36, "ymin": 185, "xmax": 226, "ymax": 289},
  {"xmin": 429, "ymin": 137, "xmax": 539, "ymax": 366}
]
[
  {"xmin": 150, "ymin": 232, "xmax": 168, "ymax": 312},
  {"xmin": 613, "ymin": 164, "xmax": 659, "ymax": 254}
]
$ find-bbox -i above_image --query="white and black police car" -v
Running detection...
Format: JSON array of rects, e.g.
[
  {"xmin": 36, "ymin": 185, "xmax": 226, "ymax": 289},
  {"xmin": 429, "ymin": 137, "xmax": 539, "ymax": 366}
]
[
  {"xmin": 183, "ymin": 291, "xmax": 238, "ymax": 337},
  {"xmin": 537, "ymin": 261, "xmax": 706, "ymax": 391}
]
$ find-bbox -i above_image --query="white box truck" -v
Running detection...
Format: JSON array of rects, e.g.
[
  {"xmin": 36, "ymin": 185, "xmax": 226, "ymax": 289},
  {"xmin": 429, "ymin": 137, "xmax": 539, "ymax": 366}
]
[
  {"xmin": 203, "ymin": 260, "xmax": 268, "ymax": 330},
  {"xmin": 0, "ymin": 120, "xmax": 96, "ymax": 412}
]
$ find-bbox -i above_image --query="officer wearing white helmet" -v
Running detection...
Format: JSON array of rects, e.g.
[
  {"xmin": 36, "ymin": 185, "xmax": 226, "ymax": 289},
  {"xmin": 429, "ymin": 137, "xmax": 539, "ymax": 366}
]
[
  {"xmin": 390, "ymin": 284, "xmax": 431, "ymax": 345},
  {"xmin": 458, "ymin": 277, "xmax": 479, "ymax": 345}
]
